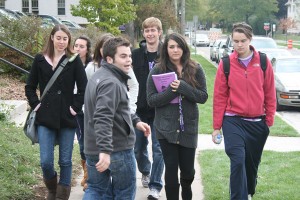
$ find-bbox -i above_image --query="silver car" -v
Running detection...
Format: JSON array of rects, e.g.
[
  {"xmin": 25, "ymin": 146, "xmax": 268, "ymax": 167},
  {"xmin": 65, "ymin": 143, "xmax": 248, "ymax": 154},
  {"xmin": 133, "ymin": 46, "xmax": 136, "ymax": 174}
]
[
  {"xmin": 209, "ymin": 39, "xmax": 222, "ymax": 61},
  {"xmin": 259, "ymin": 48, "xmax": 292, "ymax": 61},
  {"xmin": 271, "ymin": 56, "xmax": 300, "ymax": 110},
  {"xmin": 192, "ymin": 34, "xmax": 210, "ymax": 47},
  {"xmin": 215, "ymin": 40, "xmax": 227, "ymax": 63}
]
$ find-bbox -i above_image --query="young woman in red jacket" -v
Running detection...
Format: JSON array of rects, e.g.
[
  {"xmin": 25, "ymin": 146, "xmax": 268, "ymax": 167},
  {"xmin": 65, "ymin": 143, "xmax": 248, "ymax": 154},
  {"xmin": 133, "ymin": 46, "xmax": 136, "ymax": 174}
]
[{"xmin": 212, "ymin": 22, "xmax": 276, "ymax": 200}]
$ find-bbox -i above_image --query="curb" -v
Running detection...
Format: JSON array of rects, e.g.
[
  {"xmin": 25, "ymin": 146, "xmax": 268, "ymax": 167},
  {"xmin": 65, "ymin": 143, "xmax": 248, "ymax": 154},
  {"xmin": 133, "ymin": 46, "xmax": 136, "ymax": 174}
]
[
  {"xmin": 0, "ymin": 100, "xmax": 28, "ymax": 126},
  {"xmin": 275, "ymin": 112, "xmax": 300, "ymax": 134}
]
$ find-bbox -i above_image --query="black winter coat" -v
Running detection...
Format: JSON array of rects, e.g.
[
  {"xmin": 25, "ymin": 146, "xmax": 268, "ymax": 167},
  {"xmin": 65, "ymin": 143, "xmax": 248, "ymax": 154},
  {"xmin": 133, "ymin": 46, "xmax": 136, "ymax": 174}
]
[{"xmin": 25, "ymin": 54, "xmax": 87, "ymax": 130}]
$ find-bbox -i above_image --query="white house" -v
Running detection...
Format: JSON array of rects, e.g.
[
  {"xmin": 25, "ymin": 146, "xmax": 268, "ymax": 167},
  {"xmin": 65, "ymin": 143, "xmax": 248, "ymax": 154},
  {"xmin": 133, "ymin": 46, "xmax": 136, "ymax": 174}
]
[
  {"xmin": 285, "ymin": 0, "xmax": 300, "ymax": 33},
  {"xmin": 0, "ymin": 0, "xmax": 88, "ymax": 24}
]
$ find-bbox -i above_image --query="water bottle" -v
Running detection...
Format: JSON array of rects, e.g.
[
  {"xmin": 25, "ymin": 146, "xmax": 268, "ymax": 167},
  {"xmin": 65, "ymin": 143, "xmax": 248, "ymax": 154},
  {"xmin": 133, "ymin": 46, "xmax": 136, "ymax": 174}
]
[{"xmin": 214, "ymin": 133, "xmax": 223, "ymax": 144}]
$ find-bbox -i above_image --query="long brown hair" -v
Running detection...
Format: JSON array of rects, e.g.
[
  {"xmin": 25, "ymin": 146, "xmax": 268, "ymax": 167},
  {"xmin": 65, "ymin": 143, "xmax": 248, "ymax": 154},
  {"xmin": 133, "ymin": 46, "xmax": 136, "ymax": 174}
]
[
  {"xmin": 42, "ymin": 24, "xmax": 74, "ymax": 60},
  {"xmin": 93, "ymin": 33, "xmax": 114, "ymax": 68},
  {"xmin": 157, "ymin": 32, "xmax": 199, "ymax": 87}
]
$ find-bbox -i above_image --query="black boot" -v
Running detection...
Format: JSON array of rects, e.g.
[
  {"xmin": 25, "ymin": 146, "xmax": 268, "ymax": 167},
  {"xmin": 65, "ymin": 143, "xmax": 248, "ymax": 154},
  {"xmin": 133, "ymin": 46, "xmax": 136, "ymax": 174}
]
[
  {"xmin": 55, "ymin": 184, "xmax": 71, "ymax": 200},
  {"xmin": 44, "ymin": 174, "xmax": 57, "ymax": 200},
  {"xmin": 165, "ymin": 184, "xmax": 180, "ymax": 200},
  {"xmin": 181, "ymin": 177, "xmax": 194, "ymax": 200},
  {"xmin": 181, "ymin": 185, "xmax": 192, "ymax": 200}
]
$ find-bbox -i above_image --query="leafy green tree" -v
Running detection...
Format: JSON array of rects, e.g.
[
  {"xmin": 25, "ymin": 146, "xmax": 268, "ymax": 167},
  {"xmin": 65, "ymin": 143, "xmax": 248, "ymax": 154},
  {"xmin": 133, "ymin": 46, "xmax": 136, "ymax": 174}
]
[
  {"xmin": 71, "ymin": 0, "xmax": 136, "ymax": 34},
  {"xmin": 208, "ymin": 0, "xmax": 278, "ymax": 32},
  {"xmin": 135, "ymin": 0, "xmax": 179, "ymax": 34},
  {"xmin": 186, "ymin": 0, "xmax": 209, "ymax": 22}
]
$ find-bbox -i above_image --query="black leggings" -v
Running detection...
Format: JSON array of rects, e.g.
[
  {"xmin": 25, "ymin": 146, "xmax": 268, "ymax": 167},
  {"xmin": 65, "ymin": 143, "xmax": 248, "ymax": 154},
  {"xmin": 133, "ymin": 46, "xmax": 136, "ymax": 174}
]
[{"xmin": 159, "ymin": 139, "xmax": 195, "ymax": 199}]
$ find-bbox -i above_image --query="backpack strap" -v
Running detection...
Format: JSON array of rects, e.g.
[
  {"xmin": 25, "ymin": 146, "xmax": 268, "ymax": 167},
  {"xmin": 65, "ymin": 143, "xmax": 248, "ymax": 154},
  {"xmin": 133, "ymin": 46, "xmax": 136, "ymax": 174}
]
[
  {"xmin": 222, "ymin": 56, "xmax": 230, "ymax": 81},
  {"xmin": 258, "ymin": 51, "xmax": 267, "ymax": 75},
  {"xmin": 222, "ymin": 52, "xmax": 267, "ymax": 82}
]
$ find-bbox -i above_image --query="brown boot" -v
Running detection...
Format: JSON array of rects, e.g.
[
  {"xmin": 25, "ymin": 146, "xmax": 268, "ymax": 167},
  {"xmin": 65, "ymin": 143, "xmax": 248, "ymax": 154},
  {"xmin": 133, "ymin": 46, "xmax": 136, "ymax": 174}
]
[
  {"xmin": 80, "ymin": 160, "xmax": 88, "ymax": 186},
  {"xmin": 83, "ymin": 183, "xmax": 88, "ymax": 191},
  {"xmin": 55, "ymin": 184, "xmax": 71, "ymax": 200},
  {"xmin": 44, "ymin": 174, "xmax": 57, "ymax": 200}
]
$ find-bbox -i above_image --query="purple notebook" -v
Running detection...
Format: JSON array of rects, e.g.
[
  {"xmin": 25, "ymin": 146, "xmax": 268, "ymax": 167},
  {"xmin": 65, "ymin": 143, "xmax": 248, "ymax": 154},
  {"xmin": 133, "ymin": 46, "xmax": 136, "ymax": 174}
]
[{"xmin": 152, "ymin": 72, "xmax": 179, "ymax": 104}]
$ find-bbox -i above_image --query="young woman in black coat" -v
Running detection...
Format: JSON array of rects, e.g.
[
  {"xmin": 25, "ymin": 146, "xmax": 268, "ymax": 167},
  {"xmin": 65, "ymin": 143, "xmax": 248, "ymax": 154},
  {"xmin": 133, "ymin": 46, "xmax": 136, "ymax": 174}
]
[{"xmin": 25, "ymin": 24, "xmax": 87, "ymax": 199}]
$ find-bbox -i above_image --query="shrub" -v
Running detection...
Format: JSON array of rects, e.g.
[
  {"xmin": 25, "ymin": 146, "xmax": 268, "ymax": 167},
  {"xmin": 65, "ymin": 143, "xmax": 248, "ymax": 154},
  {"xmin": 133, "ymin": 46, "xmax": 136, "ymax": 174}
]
[
  {"xmin": 0, "ymin": 16, "xmax": 51, "ymax": 73},
  {"xmin": 0, "ymin": 17, "xmax": 128, "ymax": 75}
]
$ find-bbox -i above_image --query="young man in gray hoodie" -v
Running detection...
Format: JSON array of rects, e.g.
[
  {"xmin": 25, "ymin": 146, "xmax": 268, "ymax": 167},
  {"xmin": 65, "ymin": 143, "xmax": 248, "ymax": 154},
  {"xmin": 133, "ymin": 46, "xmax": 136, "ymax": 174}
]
[{"xmin": 83, "ymin": 37, "xmax": 151, "ymax": 199}]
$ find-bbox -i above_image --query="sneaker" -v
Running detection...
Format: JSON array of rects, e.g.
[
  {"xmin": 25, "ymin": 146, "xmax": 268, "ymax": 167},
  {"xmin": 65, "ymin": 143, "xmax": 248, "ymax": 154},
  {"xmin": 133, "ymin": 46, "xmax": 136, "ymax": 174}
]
[
  {"xmin": 147, "ymin": 188, "xmax": 160, "ymax": 200},
  {"xmin": 141, "ymin": 174, "xmax": 150, "ymax": 188},
  {"xmin": 248, "ymin": 194, "xmax": 252, "ymax": 200}
]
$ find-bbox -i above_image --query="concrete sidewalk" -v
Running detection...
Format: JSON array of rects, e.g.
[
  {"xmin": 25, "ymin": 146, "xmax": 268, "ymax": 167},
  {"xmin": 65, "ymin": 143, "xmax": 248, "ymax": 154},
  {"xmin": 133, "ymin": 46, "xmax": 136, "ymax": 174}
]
[{"xmin": 69, "ymin": 134, "xmax": 300, "ymax": 200}]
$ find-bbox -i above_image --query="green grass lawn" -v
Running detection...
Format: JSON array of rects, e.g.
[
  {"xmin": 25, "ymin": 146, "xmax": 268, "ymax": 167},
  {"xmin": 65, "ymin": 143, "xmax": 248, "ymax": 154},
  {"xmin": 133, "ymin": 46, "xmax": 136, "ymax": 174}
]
[
  {"xmin": 192, "ymin": 54, "xmax": 299, "ymax": 137},
  {"xmin": 274, "ymin": 34, "xmax": 300, "ymax": 49},
  {"xmin": 199, "ymin": 150, "xmax": 300, "ymax": 199},
  {"xmin": 0, "ymin": 120, "xmax": 81, "ymax": 200},
  {"xmin": 274, "ymin": 33, "xmax": 300, "ymax": 42}
]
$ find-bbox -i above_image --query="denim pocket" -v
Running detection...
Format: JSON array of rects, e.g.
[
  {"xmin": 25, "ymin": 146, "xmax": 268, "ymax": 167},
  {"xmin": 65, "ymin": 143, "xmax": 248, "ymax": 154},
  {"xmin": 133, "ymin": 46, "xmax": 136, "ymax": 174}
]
[{"xmin": 109, "ymin": 150, "xmax": 136, "ymax": 191}]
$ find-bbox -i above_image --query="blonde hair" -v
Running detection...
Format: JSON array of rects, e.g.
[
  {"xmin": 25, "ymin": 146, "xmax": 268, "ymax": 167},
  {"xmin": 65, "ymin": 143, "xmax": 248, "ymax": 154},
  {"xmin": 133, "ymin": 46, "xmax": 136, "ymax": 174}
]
[{"xmin": 142, "ymin": 17, "xmax": 162, "ymax": 31}]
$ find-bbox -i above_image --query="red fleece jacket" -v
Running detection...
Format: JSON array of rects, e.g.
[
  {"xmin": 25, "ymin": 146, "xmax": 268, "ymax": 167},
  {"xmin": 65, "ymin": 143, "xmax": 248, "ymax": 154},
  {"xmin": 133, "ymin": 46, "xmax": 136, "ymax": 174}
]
[{"xmin": 213, "ymin": 47, "xmax": 276, "ymax": 130}]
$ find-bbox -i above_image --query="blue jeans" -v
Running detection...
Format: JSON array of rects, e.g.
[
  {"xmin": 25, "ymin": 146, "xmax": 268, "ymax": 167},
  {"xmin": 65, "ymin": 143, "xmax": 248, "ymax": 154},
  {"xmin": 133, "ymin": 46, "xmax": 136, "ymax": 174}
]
[
  {"xmin": 134, "ymin": 118, "xmax": 164, "ymax": 191},
  {"xmin": 38, "ymin": 125, "xmax": 75, "ymax": 186},
  {"xmin": 75, "ymin": 113, "xmax": 85, "ymax": 160},
  {"xmin": 83, "ymin": 149, "xmax": 136, "ymax": 200}
]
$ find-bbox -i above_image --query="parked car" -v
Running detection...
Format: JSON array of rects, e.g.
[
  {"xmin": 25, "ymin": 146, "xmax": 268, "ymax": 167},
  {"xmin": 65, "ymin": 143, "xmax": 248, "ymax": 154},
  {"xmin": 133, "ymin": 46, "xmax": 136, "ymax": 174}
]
[
  {"xmin": 251, "ymin": 36, "xmax": 278, "ymax": 49},
  {"xmin": 192, "ymin": 34, "xmax": 210, "ymax": 47},
  {"xmin": 271, "ymin": 56, "xmax": 300, "ymax": 110},
  {"xmin": 41, "ymin": 18, "xmax": 55, "ymax": 28},
  {"xmin": 2, "ymin": 8, "xmax": 21, "ymax": 19},
  {"xmin": 258, "ymin": 48, "xmax": 292, "ymax": 61},
  {"xmin": 0, "ymin": 8, "xmax": 18, "ymax": 20},
  {"xmin": 215, "ymin": 40, "xmax": 227, "ymax": 63},
  {"xmin": 12, "ymin": 10, "xmax": 27, "ymax": 17},
  {"xmin": 61, "ymin": 19, "xmax": 83, "ymax": 30},
  {"xmin": 210, "ymin": 39, "xmax": 223, "ymax": 61},
  {"xmin": 222, "ymin": 35, "xmax": 234, "ymax": 58},
  {"xmin": 222, "ymin": 36, "xmax": 278, "ymax": 58},
  {"xmin": 37, "ymin": 14, "xmax": 63, "ymax": 25}
]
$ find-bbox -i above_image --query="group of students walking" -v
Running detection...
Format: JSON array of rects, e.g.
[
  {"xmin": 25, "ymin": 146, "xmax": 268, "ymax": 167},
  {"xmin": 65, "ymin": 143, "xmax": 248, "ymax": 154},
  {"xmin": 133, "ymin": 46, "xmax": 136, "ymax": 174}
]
[{"xmin": 25, "ymin": 16, "xmax": 276, "ymax": 200}]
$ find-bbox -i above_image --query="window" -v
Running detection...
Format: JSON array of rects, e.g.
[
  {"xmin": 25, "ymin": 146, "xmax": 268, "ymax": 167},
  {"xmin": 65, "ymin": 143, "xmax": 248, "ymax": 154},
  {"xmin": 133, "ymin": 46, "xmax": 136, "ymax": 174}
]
[
  {"xmin": 0, "ymin": 0, "xmax": 5, "ymax": 9},
  {"xmin": 58, "ymin": 0, "xmax": 65, "ymax": 15},
  {"xmin": 22, "ymin": 0, "xmax": 29, "ymax": 13},
  {"xmin": 32, "ymin": 0, "xmax": 39, "ymax": 14}
]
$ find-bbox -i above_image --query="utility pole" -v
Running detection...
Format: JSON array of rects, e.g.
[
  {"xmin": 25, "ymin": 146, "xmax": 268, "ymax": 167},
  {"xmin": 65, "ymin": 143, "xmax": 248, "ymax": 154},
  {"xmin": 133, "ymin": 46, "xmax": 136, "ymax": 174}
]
[
  {"xmin": 174, "ymin": 0, "xmax": 178, "ymax": 18},
  {"xmin": 180, "ymin": 0, "xmax": 185, "ymax": 35}
]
